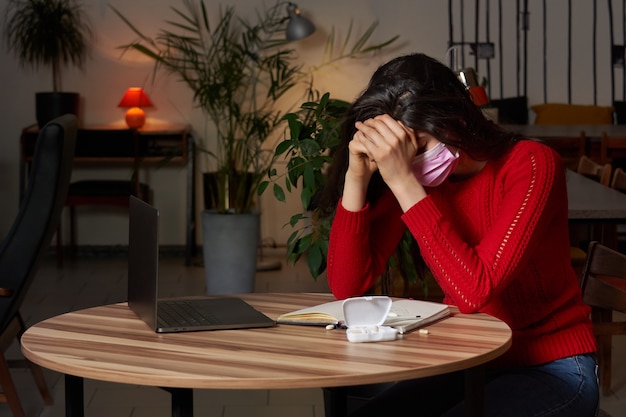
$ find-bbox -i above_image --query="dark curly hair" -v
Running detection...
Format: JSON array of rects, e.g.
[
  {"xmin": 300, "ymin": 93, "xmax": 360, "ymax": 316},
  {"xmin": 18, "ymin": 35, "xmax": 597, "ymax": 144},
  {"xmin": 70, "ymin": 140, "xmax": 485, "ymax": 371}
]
[{"xmin": 319, "ymin": 52, "xmax": 522, "ymax": 216}]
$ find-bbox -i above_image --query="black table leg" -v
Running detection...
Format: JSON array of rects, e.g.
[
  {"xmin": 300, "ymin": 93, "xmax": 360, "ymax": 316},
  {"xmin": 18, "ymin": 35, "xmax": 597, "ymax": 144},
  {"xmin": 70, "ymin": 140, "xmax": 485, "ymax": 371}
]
[
  {"xmin": 323, "ymin": 383, "xmax": 394, "ymax": 417},
  {"xmin": 65, "ymin": 374, "xmax": 84, "ymax": 417},
  {"xmin": 162, "ymin": 387, "xmax": 194, "ymax": 417},
  {"xmin": 322, "ymin": 387, "xmax": 348, "ymax": 417},
  {"xmin": 465, "ymin": 366, "xmax": 486, "ymax": 417}
]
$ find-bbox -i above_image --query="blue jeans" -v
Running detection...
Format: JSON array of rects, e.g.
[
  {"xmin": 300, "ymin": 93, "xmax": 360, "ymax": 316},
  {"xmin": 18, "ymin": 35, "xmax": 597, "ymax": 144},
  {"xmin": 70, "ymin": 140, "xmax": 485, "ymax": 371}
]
[{"xmin": 348, "ymin": 354, "xmax": 599, "ymax": 417}]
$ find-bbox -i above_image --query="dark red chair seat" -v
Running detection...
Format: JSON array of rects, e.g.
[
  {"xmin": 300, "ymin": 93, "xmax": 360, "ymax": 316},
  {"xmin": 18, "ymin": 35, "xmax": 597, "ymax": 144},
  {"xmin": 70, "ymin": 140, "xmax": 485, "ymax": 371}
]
[{"xmin": 57, "ymin": 179, "xmax": 151, "ymax": 265}]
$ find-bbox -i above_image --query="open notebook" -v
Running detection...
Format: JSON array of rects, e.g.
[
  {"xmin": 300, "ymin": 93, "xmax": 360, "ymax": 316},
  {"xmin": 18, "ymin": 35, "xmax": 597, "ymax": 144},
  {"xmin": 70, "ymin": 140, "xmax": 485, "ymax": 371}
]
[
  {"xmin": 277, "ymin": 297, "xmax": 450, "ymax": 334},
  {"xmin": 127, "ymin": 196, "xmax": 276, "ymax": 333}
]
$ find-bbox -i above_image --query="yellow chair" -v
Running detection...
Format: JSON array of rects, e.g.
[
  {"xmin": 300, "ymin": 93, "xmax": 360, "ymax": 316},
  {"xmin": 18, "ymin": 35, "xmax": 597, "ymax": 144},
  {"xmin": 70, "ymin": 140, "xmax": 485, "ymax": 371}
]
[{"xmin": 531, "ymin": 103, "xmax": 614, "ymax": 125}]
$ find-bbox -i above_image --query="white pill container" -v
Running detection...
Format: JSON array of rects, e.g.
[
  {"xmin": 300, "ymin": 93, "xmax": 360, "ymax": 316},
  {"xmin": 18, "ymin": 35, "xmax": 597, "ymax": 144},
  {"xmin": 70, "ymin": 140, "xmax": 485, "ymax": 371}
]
[{"xmin": 342, "ymin": 296, "xmax": 399, "ymax": 343}]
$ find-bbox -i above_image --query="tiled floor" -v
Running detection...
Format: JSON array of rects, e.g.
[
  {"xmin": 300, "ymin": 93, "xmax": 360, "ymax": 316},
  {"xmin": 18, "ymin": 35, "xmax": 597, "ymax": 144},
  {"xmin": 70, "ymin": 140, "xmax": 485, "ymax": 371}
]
[{"xmin": 3, "ymin": 249, "xmax": 626, "ymax": 417}]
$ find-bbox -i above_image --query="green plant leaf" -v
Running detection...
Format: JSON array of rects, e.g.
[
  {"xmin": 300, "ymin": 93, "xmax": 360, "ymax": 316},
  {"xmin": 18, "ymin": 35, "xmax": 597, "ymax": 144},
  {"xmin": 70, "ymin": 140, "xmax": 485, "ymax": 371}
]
[
  {"xmin": 258, "ymin": 180, "xmax": 269, "ymax": 195},
  {"xmin": 274, "ymin": 140, "xmax": 292, "ymax": 156},
  {"xmin": 294, "ymin": 233, "xmax": 312, "ymax": 255},
  {"xmin": 272, "ymin": 183, "xmax": 285, "ymax": 202},
  {"xmin": 301, "ymin": 187, "xmax": 312, "ymax": 210},
  {"xmin": 303, "ymin": 163, "xmax": 315, "ymax": 187},
  {"xmin": 306, "ymin": 244, "xmax": 324, "ymax": 279},
  {"xmin": 288, "ymin": 213, "xmax": 305, "ymax": 227}
]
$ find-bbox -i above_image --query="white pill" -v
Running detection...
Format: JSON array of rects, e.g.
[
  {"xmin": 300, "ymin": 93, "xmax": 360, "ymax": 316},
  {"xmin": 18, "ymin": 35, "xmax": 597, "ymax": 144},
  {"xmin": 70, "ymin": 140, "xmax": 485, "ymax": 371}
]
[
  {"xmin": 419, "ymin": 329, "xmax": 430, "ymax": 335},
  {"xmin": 325, "ymin": 324, "xmax": 335, "ymax": 330}
]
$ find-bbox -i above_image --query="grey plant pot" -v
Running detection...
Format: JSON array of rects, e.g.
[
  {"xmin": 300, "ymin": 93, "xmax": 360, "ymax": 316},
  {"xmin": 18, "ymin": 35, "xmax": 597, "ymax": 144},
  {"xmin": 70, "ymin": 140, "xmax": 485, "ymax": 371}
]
[{"xmin": 201, "ymin": 210, "xmax": 260, "ymax": 294}]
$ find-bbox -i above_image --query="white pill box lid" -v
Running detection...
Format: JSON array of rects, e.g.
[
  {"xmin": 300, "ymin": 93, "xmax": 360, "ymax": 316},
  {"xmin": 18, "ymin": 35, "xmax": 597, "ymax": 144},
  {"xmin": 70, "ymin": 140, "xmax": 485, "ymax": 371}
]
[{"xmin": 342, "ymin": 296, "xmax": 399, "ymax": 342}]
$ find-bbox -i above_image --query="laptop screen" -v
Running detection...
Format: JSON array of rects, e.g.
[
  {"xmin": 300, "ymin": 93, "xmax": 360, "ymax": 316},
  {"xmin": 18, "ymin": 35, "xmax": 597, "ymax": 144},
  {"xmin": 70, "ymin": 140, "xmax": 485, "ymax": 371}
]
[{"xmin": 127, "ymin": 195, "xmax": 160, "ymax": 330}]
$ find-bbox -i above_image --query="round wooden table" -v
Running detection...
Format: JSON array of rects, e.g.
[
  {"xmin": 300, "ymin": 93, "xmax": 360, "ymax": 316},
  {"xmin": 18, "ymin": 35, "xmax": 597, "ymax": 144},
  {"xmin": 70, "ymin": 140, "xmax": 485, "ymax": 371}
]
[{"xmin": 22, "ymin": 293, "xmax": 511, "ymax": 417}]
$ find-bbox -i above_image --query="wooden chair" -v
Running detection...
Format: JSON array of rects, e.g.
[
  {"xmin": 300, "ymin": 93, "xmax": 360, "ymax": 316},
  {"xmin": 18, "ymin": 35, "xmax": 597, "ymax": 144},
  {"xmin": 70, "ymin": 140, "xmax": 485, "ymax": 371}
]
[
  {"xmin": 57, "ymin": 128, "xmax": 151, "ymax": 265},
  {"xmin": 611, "ymin": 167, "xmax": 626, "ymax": 192},
  {"xmin": 0, "ymin": 114, "xmax": 76, "ymax": 416},
  {"xmin": 576, "ymin": 155, "xmax": 612, "ymax": 186},
  {"xmin": 579, "ymin": 241, "xmax": 626, "ymax": 396},
  {"xmin": 600, "ymin": 133, "xmax": 626, "ymax": 167},
  {"xmin": 540, "ymin": 131, "xmax": 587, "ymax": 171}
]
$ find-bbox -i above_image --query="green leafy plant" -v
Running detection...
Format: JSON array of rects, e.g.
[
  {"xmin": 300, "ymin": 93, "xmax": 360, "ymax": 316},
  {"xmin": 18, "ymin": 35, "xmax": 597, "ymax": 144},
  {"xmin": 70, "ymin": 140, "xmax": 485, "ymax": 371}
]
[
  {"xmin": 2, "ymin": 0, "xmax": 93, "ymax": 92},
  {"xmin": 111, "ymin": 0, "xmax": 398, "ymax": 213},
  {"xmin": 260, "ymin": 91, "xmax": 350, "ymax": 278}
]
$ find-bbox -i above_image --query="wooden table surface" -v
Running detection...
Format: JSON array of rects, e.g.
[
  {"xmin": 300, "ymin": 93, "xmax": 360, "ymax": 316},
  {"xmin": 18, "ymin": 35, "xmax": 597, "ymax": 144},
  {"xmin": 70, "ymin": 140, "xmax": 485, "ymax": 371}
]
[{"xmin": 22, "ymin": 293, "xmax": 512, "ymax": 391}]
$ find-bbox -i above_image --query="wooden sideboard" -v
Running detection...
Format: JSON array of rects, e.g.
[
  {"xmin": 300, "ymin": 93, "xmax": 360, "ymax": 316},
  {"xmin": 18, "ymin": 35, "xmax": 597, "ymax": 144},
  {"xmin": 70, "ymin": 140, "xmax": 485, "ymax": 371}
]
[{"xmin": 20, "ymin": 123, "xmax": 197, "ymax": 265}]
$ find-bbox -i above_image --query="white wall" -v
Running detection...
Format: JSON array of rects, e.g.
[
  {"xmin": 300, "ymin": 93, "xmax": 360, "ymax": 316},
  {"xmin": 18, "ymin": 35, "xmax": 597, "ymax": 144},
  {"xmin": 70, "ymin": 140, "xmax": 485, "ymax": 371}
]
[{"xmin": 0, "ymin": 0, "xmax": 617, "ymax": 247}]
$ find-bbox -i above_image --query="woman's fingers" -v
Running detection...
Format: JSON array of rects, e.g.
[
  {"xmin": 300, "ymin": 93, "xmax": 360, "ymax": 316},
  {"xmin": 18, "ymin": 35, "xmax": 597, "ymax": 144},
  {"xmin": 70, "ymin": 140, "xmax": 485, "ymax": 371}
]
[
  {"xmin": 348, "ymin": 132, "xmax": 378, "ymax": 177},
  {"xmin": 355, "ymin": 116, "xmax": 417, "ymax": 161}
]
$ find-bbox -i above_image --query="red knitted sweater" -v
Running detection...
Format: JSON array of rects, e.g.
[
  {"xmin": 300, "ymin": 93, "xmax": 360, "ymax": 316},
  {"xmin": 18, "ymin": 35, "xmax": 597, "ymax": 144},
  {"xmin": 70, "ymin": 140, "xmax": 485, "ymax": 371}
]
[{"xmin": 327, "ymin": 139, "xmax": 596, "ymax": 367}]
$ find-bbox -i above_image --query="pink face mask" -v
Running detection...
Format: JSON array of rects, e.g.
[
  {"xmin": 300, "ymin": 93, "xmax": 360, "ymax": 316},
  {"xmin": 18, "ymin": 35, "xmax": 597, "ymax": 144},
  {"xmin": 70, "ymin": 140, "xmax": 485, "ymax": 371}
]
[{"xmin": 411, "ymin": 142, "xmax": 460, "ymax": 186}]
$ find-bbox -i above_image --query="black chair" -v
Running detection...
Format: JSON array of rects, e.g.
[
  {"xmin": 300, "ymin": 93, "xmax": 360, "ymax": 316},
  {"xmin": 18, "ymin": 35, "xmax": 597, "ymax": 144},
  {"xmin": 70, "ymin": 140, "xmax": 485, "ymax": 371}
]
[
  {"xmin": 0, "ymin": 114, "xmax": 77, "ymax": 417},
  {"xmin": 57, "ymin": 128, "xmax": 151, "ymax": 265}
]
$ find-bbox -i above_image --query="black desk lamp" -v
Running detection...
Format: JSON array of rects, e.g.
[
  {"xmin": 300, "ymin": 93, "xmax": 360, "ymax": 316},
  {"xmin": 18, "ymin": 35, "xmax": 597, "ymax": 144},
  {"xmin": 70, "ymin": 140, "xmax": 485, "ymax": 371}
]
[{"xmin": 285, "ymin": 2, "xmax": 316, "ymax": 40}]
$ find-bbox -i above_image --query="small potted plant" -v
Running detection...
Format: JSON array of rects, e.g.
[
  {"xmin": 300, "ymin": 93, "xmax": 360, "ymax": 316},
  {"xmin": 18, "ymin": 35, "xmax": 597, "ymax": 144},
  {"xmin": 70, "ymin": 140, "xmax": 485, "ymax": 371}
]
[{"xmin": 2, "ymin": 0, "xmax": 94, "ymax": 126}]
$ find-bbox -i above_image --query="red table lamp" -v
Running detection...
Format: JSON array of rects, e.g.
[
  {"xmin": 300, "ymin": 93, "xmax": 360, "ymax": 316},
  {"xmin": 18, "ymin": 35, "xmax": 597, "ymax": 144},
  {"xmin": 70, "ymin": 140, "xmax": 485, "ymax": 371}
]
[{"xmin": 118, "ymin": 88, "xmax": 153, "ymax": 128}]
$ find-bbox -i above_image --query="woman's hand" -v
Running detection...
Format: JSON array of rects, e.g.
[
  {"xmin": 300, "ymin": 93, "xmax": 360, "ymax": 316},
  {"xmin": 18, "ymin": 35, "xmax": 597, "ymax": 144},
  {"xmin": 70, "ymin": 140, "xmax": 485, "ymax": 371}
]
[
  {"xmin": 347, "ymin": 129, "xmax": 379, "ymax": 181},
  {"xmin": 341, "ymin": 125, "xmax": 380, "ymax": 212},
  {"xmin": 355, "ymin": 115, "xmax": 417, "ymax": 187},
  {"xmin": 353, "ymin": 114, "xmax": 427, "ymax": 211}
]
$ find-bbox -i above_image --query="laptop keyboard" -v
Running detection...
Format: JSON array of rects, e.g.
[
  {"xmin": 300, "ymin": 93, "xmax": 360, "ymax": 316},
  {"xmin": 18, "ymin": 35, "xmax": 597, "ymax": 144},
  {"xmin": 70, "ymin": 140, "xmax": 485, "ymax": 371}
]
[{"xmin": 158, "ymin": 300, "xmax": 222, "ymax": 327}]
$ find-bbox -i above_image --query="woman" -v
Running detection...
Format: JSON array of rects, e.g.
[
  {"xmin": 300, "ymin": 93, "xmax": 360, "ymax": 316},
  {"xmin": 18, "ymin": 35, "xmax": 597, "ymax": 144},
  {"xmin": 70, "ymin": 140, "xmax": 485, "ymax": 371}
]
[{"xmin": 323, "ymin": 53, "xmax": 598, "ymax": 417}]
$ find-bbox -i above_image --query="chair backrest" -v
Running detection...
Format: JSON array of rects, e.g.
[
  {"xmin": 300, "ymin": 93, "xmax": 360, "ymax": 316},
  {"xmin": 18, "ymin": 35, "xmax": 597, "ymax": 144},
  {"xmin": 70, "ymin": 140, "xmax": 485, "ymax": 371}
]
[
  {"xmin": 580, "ymin": 241, "xmax": 626, "ymax": 314},
  {"xmin": 577, "ymin": 155, "xmax": 612, "ymax": 186},
  {"xmin": 611, "ymin": 167, "xmax": 626, "ymax": 192},
  {"xmin": 600, "ymin": 133, "xmax": 626, "ymax": 165},
  {"xmin": 0, "ymin": 114, "xmax": 77, "ymax": 332}
]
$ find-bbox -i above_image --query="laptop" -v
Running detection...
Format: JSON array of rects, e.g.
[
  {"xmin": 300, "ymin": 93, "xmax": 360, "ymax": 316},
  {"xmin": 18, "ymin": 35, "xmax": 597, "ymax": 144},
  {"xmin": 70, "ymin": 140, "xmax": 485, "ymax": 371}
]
[{"xmin": 127, "ymin": 196, "xmax": 276, "ymax": 333}]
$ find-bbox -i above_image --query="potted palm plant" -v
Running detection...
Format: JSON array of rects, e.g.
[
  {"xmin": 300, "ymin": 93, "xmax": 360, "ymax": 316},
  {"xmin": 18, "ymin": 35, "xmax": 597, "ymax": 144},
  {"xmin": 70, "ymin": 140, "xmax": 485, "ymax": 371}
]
[
  {"xmin": 2, "ymin": 0, "xmax": 94, "ymax": 126},
  {"xmin": 111, "ymin": 0, "xmax": 397, "ymax": 294}
]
